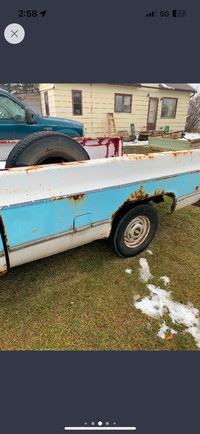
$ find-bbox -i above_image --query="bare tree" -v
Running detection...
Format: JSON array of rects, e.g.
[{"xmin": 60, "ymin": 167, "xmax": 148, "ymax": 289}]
[
  {"xmin": 185, "ymin": 94, "xmax": 200, "ymax": 132},
  {"xmin": 0, "ymin": 83, "xmax": 39, "ymax": 93}
]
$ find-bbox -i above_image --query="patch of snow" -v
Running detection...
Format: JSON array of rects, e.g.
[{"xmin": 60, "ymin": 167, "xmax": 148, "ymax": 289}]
[
  {"xmin": 146, "ymin": 322, "xmax": 152, "ymax": 332},
  {"xmin": 139, "ymin": 258, "xmax": 153, "ymax": 283},
  {"xmin": 123, "ymin": 140, "xmax": 148, "ymax": 147},
  {"xmin": 187, "ymin": 326, "xmax": 200, "ymax": 348},
  {"xmin": 134, "ymin": 284, "xmax": 200, "ymax": 348},
  {"xmin": 146, "ymin": 250, "xmax": 153, "ymax": 255},
  {"xmin": 157, "ymin": 322, "xmax": 169, "ymax": 339},
  {"xmin": 160, "ymin": 276, "xmax": 170, "ymax": 286},
  {"xmin": 171, "ymin": 328, "xmax": 178, "ymax": 335},
  {"xmin": 0, "ymin": 162, "xmax": 5, "ymax": 169},
  {"xmin": 184, "ymin": 133, "xmax": 200, "ymax": 141},
  {"xmin": 134, "ymin": 294, "xmax": 140, "ymax": 302},
  {"xmin": 160, "ymin": 83, "xmax": 174, "ymax": 90},
  {"xmin": 157, "ymin": 321, "xmax": 177, "ymax": 339},
  {"xmin": 125, "ymin": 268, "xmax": 132, "ymax": 274}
]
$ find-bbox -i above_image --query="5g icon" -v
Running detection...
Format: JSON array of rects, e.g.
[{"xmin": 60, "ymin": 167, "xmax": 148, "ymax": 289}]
[{"xmin": 160, "ymin": 10, "xmax": 169, "ymax": 17}]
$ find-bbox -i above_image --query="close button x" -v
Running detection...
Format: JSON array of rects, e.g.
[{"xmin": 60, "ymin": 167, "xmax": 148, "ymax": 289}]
[
  {"xmin": 4, "ymin": 23, "xmax": 25, "ymax": 44},
  {"xmin": 11, "ymin": 30, "xmax": 18, "ymax": 38}
]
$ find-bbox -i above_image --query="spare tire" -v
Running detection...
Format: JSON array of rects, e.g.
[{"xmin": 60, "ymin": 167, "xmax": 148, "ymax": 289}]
[{"xmin": 5, "ymin": 131, "xmax": 90, "ymax": 168}]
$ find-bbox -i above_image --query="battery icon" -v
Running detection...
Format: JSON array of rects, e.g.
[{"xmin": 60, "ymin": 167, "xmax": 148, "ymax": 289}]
[{"xmin": 172, "ymin": 10, "xmax": 186, "ymax": 17}]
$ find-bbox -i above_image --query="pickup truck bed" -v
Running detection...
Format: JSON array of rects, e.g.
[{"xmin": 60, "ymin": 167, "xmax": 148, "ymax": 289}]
[{"xmin": 0, "ymin": 149, "xmax": 200, "ymax": 275}]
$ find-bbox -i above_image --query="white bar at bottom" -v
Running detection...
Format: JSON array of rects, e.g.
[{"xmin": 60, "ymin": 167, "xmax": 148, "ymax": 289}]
[{"xmin": 64, "ymin": 428, "xmax": 136, "ymax": 431}]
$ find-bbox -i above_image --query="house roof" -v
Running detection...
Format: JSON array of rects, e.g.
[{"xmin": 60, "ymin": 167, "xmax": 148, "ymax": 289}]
[
  {"xmin": 159, "ymin": 83, "xmax": 196, "ymax": 93},
  {"xmin": 108, "ymin": 83, "xmax": 141, "ymax": 87},
  {"xmin": 108, "ymin": 83, "xmax": 196, "ymax": 93}
]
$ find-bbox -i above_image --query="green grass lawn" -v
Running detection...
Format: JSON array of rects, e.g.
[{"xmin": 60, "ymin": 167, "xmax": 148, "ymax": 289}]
[
  {"xmin": 123, "ymin": 145, "xmax": 159, "ymax": 155},
  {"xmin": 0, "ymin": 146, "xmax": 200, "ymax": 351}
]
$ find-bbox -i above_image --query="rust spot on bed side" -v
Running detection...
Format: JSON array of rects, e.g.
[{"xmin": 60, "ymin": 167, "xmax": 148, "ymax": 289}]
[
  {"xmin": 25, "ymin": 166, "xmax": 41, "ymax": 174},
  {"xmin": 153, "ymin": 188, "xmax": 166, "ymax": 196},
  {"xmin": 147, "ymin": 154, "xmax": 156, "ymax": 159},
  {"xmin": 129, "ymin": 185, "xmax": 149, "ymax": 201},
  {"xmin": 111, "ymin": 185, "xmax": 149, "ymax": 220},
  {"xmin": 61, "ymin": 161, "xmax": 86, "ymax": 166},
  {"xmin": 32, "ymin": 229, "xmax": 37, "ymax": 233},
  {"xmin": 52, "ymin": 196, "xmax": 65, "ymax": 201},
  {"xmin": 127, "ymin": 153, "xmax": 157, "ymax": 161},
  {"xmin": 195, "ymin": 186, "xmax": 199, "ymax": 191},
  {"xmin": 68, "ymin": 194, "xmax": 85, "ymax": 202}
]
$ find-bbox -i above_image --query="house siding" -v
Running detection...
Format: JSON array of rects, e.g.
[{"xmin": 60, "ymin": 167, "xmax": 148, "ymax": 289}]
[{"xmin": 39, "ymin": 83, "xmax": 191, "ymax": 137}]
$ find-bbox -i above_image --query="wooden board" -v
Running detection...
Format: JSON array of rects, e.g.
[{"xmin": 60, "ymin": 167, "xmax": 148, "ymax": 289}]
[{"xmin": 149, "ymin": 137, "xmax": 191, "ymax": 151}]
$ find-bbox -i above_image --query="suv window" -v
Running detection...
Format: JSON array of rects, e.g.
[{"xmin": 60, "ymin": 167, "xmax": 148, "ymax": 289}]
[{"xmin": 0, "ymin": 95, "xmax": 26, "ymax": 122}]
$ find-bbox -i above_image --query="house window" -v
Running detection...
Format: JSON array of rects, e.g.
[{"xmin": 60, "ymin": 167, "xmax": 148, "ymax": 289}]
[
  {"xmin": 72, "ymin": 90, "xmax": 82, "ymax": 115},
  {"xmin": 161, "ymin": 98, "xmax": 177, "ymax": 118},
  {"xmin": 44, "ymin": 91, "xmax": 49, "ymax": 116},
  {"xmin": 115, "ymin": 94, "xmax": 132, "ymax": 113}
]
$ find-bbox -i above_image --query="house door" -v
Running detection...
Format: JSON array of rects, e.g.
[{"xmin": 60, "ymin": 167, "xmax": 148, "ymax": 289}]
[{"xmin": 147, "ymin": 97, "xmax": 158, "ymax": 130}]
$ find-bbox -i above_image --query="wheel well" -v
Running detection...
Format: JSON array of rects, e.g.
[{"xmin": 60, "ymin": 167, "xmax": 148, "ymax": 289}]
[
  {"xmin": 110, "ymin": 193, "xmax": 175, "ymax": 234},
  {"xmin": 111, "ymin": 198, "xmax": 150, "ymax": 236}
]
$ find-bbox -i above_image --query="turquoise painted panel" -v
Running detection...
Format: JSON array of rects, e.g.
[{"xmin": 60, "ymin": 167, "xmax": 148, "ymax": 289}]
[
  {"xmin": 73, "ymin": 213, "xmax": 92, "ymax": 230},
  {"xmin": 0, "ymin": 170, "xmax": 200, "ymax": 249}
]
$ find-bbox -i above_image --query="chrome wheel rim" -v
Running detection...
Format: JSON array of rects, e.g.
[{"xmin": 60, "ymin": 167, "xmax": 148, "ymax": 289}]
[{"xmin": 124, "ymin": 216, "xmax": 150, "ymax": 248}]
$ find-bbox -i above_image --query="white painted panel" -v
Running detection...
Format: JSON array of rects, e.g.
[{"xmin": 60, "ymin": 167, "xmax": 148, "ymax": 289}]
[
  {"xmin": 176, "ymin": 192, "xmax": 200, "ymax": 210},
  {"xmin": 9, "ymin": 223, "xmax": 111, "ymax": 268},
  {"xmin": 0, "ymin": 149, "xmax": 200, "ymax": 208}
]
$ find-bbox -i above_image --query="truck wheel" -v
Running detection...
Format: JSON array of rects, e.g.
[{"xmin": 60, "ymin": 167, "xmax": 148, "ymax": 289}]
[
  {"xmin": 111, "ymin": 204, "xmax": 158, "ymax": 257},
  {"xmin": 5, "ymin": 131, "xmax": 90, "ymax": 168}
]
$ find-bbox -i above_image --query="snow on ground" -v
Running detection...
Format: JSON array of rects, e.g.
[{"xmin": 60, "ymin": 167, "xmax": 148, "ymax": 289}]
[
  {"xmin": 184, "ymin": 132, "xmax": 200, "ymax": 141},
  {"xmin": 123, "ymin": 140, "xmax": 148, "ymax": 147},
  {"xmin": 0, "ymin": 162, "xmax": 5, "ymax": 169},
  {"xmin": 157, "ymin": 322, "xmax": 177, "ymax": 339},
  {"xmin": 134, "ymin": 259, "xmax": 200, "ymax": 348},
  {"xmin": 125, "ymin": 268, "xmax": 132, "ymax": 274},
  {"xmin": 159, "ymin": 276, "xmax": 170, "ymax": 286},
  {"xmin": 134, "ymin": 294, "xmax": 140, "ymax": 302},
  {"xmin": 146, "ymin": 249, "xmax": 153, "ymax": 255},
  {"xmin": 139, "ymin": 258, "xmax": 153, "ymax": 283}
]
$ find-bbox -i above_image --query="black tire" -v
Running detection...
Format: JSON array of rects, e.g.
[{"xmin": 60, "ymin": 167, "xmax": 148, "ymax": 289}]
[
  {"xmin": 111, "ymin": 204, "xmax": 158, "ymax": 257},
  {"xmin": 5, "ymin": 131, "xmax": 90, "ymax": 168}
]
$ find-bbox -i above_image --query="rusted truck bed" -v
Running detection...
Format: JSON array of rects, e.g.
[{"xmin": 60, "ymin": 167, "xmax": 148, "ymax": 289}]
[{"xmin": 0, "ymin": 149, "xmax": 200, "ymax": 275}]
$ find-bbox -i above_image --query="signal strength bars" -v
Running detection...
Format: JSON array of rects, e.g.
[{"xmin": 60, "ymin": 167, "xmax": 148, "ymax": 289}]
[{"xmin": 146, "ymin": 11, "xmax": 156, "ymax": 17}]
